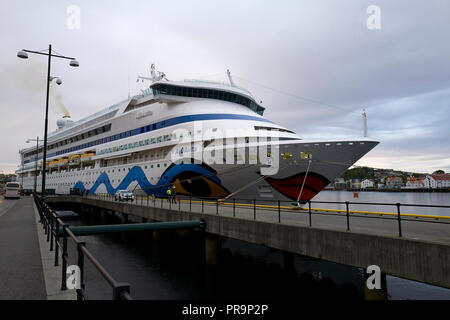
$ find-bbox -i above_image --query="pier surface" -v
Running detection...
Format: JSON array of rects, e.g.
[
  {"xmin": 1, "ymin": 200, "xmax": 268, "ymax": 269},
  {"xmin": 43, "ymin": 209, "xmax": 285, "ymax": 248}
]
[{"xmin": 0, "ymin": 197, "xmax": 46, "ymax": 299}]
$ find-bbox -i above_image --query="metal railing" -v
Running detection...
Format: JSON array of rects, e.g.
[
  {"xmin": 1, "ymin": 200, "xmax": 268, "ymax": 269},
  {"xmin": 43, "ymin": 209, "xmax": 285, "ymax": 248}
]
[
  {"xmin": 74, "ymin": 193, "xmax": 450, "ymax": 239},
  {"xmin": 34, "ymin": 193, "xmax": 132, "ymax": 300}
]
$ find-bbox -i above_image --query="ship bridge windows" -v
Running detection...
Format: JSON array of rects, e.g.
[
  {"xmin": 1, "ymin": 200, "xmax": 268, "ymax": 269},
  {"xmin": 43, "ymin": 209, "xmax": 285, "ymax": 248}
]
[
  {"xmin": 254, "ymin": 126, "xmax": 296, "ymax": 134},
  {"xmin": 151, "ymin": 83, "xmax": 265, "ymax": 116}
]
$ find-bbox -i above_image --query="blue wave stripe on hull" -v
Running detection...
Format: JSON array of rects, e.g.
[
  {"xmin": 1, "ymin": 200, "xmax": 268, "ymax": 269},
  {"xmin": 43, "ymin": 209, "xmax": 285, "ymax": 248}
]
[{"xmin": 73, "ymin": 163, "xmax": 221, "ymax": 196}]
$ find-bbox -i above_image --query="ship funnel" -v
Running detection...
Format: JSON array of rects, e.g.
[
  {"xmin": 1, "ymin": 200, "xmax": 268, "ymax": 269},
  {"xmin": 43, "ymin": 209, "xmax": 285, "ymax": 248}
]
[{"xmin": 56, "ymin": 115, "xmax": 75, "ymax": 131}]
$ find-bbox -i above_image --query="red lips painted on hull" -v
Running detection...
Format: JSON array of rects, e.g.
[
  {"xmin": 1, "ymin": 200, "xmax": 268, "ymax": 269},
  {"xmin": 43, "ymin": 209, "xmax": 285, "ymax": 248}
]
[{"xmin": 264, "ymin": 172, "xmax": 330, "ymax": 202}]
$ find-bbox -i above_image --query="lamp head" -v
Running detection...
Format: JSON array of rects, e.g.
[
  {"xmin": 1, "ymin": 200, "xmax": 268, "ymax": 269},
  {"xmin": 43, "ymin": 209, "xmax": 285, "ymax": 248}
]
[
  {"xmin": 17, "ymin": 50, "xmax": 28, "ymax": 59},
  {"xmin": 69, "ymin": 59, "xmax": 79, "ymax": 67}
]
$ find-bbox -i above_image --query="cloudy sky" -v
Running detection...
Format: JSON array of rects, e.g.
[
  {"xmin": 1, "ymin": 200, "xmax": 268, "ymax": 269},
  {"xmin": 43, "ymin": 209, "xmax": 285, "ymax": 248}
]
[{"xmin": 0, "ymin": 0, "xmax": 449, "ymax": 174}]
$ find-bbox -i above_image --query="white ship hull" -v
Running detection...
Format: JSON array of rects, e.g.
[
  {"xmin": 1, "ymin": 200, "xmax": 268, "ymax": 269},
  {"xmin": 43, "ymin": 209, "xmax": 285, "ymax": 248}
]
[{"xmin": 17, "ymin": 67, "xmax": 378, "ymax": 202}]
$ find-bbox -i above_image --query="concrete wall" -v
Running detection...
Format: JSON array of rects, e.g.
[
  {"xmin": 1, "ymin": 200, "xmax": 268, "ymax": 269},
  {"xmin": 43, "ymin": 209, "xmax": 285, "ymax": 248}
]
[{"xmin": 49, "ymin": 196, "xmax": 450, "ymax": 288}]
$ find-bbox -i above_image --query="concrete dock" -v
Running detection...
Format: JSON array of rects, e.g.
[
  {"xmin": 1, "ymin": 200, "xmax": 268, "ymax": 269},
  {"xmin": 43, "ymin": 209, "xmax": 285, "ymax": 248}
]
[{"xmin": 49, "ymin": 195, "xmax": 450, "ymax": 289}]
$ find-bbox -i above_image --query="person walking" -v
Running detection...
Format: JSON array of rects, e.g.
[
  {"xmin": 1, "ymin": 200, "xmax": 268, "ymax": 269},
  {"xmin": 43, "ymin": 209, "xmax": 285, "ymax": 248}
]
[
  {"xmin": 166, "ymin": 187, "xmax": 171, "ymax": 203},
  {"xmin": 171, "ymin": 185, "xmax": 177, "ymax": 203}
]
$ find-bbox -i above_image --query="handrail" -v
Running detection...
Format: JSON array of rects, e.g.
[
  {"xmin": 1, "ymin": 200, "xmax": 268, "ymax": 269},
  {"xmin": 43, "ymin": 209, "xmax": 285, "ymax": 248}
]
[
  {"xmin": 76, "ymin": 193, "xmax": 450, "ymax": 221},
  {"xmin": 71, "ymin": 192, "xmax": 450, "ymax": 239},
  {"xmin": 33, "ymin": 193, "xmax": 132, "ymax": 300}
]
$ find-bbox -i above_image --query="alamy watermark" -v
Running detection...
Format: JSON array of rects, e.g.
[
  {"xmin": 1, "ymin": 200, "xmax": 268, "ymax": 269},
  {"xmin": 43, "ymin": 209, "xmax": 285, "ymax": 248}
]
[
  {"xmin": 366, "ymin": 5, "xmax": 381, "ymax": 30},
  {"xmin": 169, "ymin": 121, "xmax": 281, "ymax": 175},
  {"xmin": 67, "ymin": 5, "xmax": 81, "ymax": 30},
  {"xmin": 66, "ymin": 265, "xmax": 81, "ymax": 290},
  {"xmin": 366, "ymin": 265, "xmax": 382, "ymax": 290}
]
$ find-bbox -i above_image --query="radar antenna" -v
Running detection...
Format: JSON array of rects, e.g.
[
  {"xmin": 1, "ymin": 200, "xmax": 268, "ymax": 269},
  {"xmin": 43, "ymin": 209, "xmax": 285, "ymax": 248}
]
[{"xmin": 136, "ymin": 63, "xmax": 167, "ymax": 84}]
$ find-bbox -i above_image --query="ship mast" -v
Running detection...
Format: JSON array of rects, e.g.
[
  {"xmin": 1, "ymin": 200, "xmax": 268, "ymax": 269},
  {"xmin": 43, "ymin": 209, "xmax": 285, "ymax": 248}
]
[{"xmin": 362, "ymin": 109, "xmax": 368, "ymax": 137}]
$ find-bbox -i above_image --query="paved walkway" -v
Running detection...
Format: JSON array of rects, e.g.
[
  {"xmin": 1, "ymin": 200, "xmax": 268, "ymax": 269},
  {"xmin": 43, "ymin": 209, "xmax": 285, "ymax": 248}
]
[{"xmin": 0, "ymin": 196, "xmax": 47, "ymax": 299}]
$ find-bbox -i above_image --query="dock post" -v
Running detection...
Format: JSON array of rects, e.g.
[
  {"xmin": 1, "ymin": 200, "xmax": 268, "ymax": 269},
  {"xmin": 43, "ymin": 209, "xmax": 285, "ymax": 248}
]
[
  {"xmin": 205, "ymin": 234, "xmax": 221, "ymax": 266},
  {"xmin": 364, "ymin": 271, "xmax": 388, "ymax": 300},
  {"xmin": 121, "ymin": 213, "xmax": 128, "ymax": 224},
  {"xmin": 101, "ymin": 208, "xmax": 107, "ymax": 224},
  {"xmin": 283, "ymin": 251, "xmax": 297, "ymax": 276}
]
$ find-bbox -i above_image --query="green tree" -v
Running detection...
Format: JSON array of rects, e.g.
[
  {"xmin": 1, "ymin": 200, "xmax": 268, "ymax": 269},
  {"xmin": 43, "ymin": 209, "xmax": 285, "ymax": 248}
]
[
  {"xmin": 341, "ymin": 167, "xmax": 374, "ymax": 180},
  {"xmin": 433, "ymin": 170, "xmax": 445, "ymax": 174}
]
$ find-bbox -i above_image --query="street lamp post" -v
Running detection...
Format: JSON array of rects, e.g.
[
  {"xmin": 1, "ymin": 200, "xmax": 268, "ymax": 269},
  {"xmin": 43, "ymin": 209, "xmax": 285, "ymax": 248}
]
[
  {"xmin": 26, "ymin": 137, "xmax": 41, "ymax": 192},
  {"xmin": 21, "ymin": 153, "xmax": 24, "ymax": 191},
  {"xmin": 18, "ymin": 44, "xmax": 79, "ymax": 200}
]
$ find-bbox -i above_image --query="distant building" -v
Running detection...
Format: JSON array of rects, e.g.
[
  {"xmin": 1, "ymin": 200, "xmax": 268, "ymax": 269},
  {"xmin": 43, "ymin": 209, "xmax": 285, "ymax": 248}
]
[
  {"xmin": 334, "ymin": 178, "xmax": 346, "ymax": 190},
  {"xmin": 377, "ymin": 183, "xmax": 385, "ymax": 189},
  {"xmin": 361, "ymin": 179, "xmax": 375, "ymax": 189},
  {"xmin": 347, "ymin": 179, "xmax": 361, "ymax": 189},
  {"xmin": 386, "ymin": 176, "xmax": 403, "ymax": 189},
  {"xmin": 424, "ymin": 174, "xmax": 450, "ymax": 189},
  {"xmin": 324, "ymin": 183, "xmax": 334, "ymax": 190},
  {"xmin": 405, "ymin": 177, "xmax": 425, "ymax": 189}
]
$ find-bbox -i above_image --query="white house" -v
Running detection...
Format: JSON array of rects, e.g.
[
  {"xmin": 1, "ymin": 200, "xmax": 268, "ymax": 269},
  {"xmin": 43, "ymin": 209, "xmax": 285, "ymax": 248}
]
[
  {"xmin": 424, "ymin": 175, "xmax": 450, "ymax": 189},
  {"xmin": 361, "ymin": 179, "xmax": 374, "ymax": 189},
  {"xmin": 386, "ymin": 176, "xmax": 403, "ymax": 188},
  {"xmin": 405, "ymin": 177, "xmax": 425, "ymax": 189}
]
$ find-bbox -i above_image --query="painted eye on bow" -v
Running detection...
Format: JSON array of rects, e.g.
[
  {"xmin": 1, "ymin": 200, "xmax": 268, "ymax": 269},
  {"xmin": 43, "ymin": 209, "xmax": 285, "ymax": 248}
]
[{"xmin": 171, "ymin": 171, "xmax": 229, "ymax": 198}]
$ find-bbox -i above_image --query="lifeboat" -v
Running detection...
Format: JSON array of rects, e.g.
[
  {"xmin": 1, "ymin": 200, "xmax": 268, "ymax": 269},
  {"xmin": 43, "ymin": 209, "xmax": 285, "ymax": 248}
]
[
  {"xmin": 81, "ymin": 150, "xmax": 96, "ymax": 163},
  {"xmin": 69, "ymin": 154, "xmax": 81, "ymax": 166},
  {"xmin": 58, "ymin": 156, "xmax": 69, "ymax": 167},
  {"xmin": 48, "ymin": 159, "xmax": 59, "ymax": 168}
]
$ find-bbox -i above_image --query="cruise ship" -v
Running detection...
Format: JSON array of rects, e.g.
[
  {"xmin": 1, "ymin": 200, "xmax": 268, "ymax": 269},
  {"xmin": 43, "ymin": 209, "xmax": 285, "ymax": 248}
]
[{"xmin": 17, "ymin": 65, "xmax": 378, "ymax": 202}]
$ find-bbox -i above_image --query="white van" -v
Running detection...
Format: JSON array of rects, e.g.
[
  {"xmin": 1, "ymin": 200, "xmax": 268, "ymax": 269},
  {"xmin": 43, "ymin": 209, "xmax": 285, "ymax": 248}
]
[{"xmin": 4, "ymin": 182, "xmax": 21, "ymax": 199}]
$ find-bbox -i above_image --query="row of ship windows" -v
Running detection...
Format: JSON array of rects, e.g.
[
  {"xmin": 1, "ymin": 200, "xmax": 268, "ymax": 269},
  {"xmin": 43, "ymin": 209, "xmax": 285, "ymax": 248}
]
[
  {"xmin": 24, "ymin": 114, "xmax": 285, "ymax": 163},
  {"xmin": 280, "ymin": 142, "xmax": 367, "ymax": 159},
  {"xmin": 151, "ymin": 84, "xmax": 265, "ymax": 115},
  {"xmin": 26, "ymin": 115, "xmax": 213, "ymax": 163},
  {"xmin": 47, "ymin": 174, "xmax": 164, "ymax": 187},
  {"xmin": 97, "ymin": 134, "xmax": 176, "ymax": 155},
  {"xmin": 24, "ymin": 124, "xmax": 112, "ymax": 158},
  {"xmin": 47, "ymin": 163, "xmax": 169, "ymax": 179}
]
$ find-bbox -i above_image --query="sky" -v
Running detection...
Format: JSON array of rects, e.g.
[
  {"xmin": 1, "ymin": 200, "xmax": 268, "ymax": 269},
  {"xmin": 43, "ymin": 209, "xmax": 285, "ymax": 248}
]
[{"xmin": 0, "ymin": 0, "xmax": 449, "ymax": 174}]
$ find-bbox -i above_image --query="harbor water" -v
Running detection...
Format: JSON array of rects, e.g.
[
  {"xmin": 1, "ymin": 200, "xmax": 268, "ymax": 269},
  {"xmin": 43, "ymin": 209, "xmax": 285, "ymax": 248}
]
[{"xmin": 313, "ymin": 190, "xmax": 450, "ymax": 217}]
